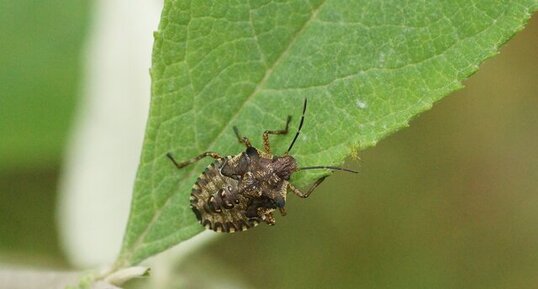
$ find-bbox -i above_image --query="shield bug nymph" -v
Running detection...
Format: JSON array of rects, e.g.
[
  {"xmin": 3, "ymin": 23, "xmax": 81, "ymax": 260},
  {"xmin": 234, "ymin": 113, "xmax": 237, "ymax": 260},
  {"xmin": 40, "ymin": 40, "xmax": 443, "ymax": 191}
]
[{"xmin": 166, "ymin": 99, "xmax": 357, "ymax": 233}]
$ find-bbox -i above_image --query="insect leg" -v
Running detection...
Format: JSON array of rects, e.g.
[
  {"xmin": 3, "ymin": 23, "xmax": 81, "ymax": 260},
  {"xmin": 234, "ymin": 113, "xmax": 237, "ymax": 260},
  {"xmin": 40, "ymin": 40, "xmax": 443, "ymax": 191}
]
[
  {"xmin": 288, "ymin": 176, "xmax": 328, "ymax": 198},
  {"xmin": 260, "ymin": 209, "xmax": 276, "ymax": 225},
  {"xmin": 166, "ymin": 152, "xmax": 221, "ymax": 169},
  {"xmin": 262, "ymin": 115, "xmax": 291, "ymax": 154},
  {"xmin": 233, "ymin": 126, "xmax": 252, "ymax": 148}
]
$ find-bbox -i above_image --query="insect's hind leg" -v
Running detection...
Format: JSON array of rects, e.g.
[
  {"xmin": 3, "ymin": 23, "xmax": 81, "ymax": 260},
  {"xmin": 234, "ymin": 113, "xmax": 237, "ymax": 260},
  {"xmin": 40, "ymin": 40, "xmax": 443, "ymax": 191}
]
[
  {"xmin": 233, "ymin": 126, "xmax": 252, "ymax": 148},
  {"xmin": 288, "ymin": 176, "xmax": 327, "ymax": 198},
  {"xmin": 263, "ymin": 115, "xmax": 291, "ymax": 154},
  {"xmin": 166, "ymin": 152, "xmax": 221, "ymax": 169}
]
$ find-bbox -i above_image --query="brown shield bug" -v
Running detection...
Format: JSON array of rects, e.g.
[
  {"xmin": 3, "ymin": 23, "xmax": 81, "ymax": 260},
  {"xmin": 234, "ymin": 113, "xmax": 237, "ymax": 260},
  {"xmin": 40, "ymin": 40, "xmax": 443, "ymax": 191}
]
[{"xmin": 166, "ymin": 99, "xmax": 357, "ymax": 232}]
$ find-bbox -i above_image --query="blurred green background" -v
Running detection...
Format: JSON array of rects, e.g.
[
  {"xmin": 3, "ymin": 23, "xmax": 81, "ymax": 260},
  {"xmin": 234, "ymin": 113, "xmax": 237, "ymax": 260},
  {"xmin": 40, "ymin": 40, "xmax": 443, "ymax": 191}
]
[
  {"xmin": 1, "ymin": 1, "xmax": 537, "ymax": 288},
  {"xmin": 0, "ymin": 0, "xmax": 89, "ymax": 265}
]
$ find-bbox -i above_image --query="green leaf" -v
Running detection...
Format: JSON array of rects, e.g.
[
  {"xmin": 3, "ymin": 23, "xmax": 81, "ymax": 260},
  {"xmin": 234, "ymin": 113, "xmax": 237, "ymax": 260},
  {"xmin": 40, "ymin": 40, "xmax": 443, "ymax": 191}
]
[{"xmin": 116, "ymin": 0, "xmax": 537, "ymax": 266}]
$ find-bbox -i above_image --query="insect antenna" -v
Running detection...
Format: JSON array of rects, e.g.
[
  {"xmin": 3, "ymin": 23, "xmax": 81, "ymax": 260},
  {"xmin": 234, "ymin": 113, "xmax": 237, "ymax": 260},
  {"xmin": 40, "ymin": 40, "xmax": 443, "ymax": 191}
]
[
  {"xmin": 299, "ymin": 166, "xmax": 358, "ymax": 174},
  {"xmin": 286, "ymin": 98, "xmax": 307, "ymax": 154}
]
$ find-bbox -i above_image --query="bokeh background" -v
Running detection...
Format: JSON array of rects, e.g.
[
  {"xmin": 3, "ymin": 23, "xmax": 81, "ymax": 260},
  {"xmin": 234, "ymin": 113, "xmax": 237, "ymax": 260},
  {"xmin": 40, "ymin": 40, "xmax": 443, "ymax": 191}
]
[
  {"xmin": 0, "ymin": 0, "xmax": 90, "ymax": 266},
  {"xmin": 1, "ymin": 1, "xmax": 537, "ymax": 288}
]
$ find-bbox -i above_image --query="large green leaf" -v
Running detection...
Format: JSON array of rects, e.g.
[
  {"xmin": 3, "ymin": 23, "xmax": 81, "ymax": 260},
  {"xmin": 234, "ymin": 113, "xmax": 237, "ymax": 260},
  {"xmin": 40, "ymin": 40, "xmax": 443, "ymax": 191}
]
[{"xmin": 116, "ymin": 0, "xmax": 536, "ymax": 266}]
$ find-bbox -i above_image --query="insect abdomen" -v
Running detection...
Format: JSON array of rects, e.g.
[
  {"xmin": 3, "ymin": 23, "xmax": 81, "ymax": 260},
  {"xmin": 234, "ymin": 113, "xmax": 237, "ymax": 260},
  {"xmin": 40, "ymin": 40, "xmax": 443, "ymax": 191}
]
[{"xmin": 190, "ymin": 158, "xmax": 258, "ymax": 233}]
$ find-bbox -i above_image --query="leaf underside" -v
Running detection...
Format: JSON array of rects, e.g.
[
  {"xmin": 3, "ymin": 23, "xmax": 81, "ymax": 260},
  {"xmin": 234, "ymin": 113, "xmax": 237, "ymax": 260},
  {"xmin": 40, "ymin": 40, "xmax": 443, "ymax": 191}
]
[{"xmin": 117, "ymin": 0, "xmax": 537, "ymax": 266}]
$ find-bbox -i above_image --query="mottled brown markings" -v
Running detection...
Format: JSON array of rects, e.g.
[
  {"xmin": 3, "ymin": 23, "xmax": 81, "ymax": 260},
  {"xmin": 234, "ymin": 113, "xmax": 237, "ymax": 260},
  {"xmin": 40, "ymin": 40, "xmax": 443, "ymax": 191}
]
[
  {"xmin": 214, "ymin": 222, "xmax": 223, "ymax": 232},
  {"xmin": 167, "ymin": 99, "xmax": 357, "ymax": 233},
  {"xmin": 191, "ymin": 207, "xmax": 202, "ymax": 220}
]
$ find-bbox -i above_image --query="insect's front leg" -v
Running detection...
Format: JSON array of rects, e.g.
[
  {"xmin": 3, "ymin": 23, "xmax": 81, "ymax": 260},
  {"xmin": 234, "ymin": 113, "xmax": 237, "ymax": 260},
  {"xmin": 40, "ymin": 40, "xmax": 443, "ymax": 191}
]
[
  {"xmin": 166, "ymin": 152, "xmax": 221, "ymax": 169},
  {"xmin": 233, "ymin": 126, "xmax": 252, "ymax": 148},
  {"xmin": 262, "ymin": 115, "xmax": 292, "ymax": 154},
  {"xmin": 288, "ymin": 176, "xmax": 328, "ymax": 198}
]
